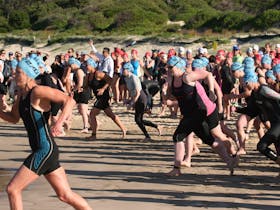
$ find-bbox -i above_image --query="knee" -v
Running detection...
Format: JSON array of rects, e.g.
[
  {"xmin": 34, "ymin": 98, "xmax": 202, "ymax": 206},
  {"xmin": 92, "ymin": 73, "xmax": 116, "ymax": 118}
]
[
  {"xmin": 57, "ymin": 190, "xmax": 72, "ymax": 203},
  {"xmin": 6, "ymin": 183, "xmax": 19, "ymax": 196},
  {"xmin": 173, "ymin": 133, "xmax": 186, "ymax": 143}
]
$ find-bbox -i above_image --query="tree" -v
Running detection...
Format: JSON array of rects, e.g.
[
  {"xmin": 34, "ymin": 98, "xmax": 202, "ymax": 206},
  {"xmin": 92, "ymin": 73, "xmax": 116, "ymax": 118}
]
[{"xmin": 8, "ymin": 10, "xmax": 30, "ymax": 29}]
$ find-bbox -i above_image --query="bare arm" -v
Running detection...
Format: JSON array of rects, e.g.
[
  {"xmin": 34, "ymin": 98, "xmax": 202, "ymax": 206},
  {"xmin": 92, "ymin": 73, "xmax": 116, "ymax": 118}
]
[
  {"xmin": 32, "ymin": 86, "xmax": 76, "ymax": 136},
  {"xmin": 0, "ymin": 95, "xmax": 20, "ymax": 123}
]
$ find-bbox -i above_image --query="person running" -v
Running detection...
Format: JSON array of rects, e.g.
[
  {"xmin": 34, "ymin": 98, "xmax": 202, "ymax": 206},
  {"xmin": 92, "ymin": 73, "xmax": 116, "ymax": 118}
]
[
  {"xmin": 0, "ymin": 57, "xmax": 92, "ymax": 210},
  {"xmin": 68, "ymin": 57, "xmax": 91, "ymax": 133},
  {"xmin": 122, "ymin": 62, "xmax": 162, "ymax": 140},
  {"xmin": 86, "ymin": 58, "xmax": 126, "ymax": 140},
  {"xmin": 166, "ymin": 56, "xmax": 238, "ymax": 176},
  {"xmin": 241, "ymin": 73, "xmax": 280, "ymax": 169}
]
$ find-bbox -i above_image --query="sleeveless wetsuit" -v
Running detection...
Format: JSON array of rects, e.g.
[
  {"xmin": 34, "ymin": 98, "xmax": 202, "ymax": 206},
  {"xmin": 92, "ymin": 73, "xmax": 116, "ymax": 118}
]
[
  {"xmin": 19, "ymin": 89, "xmax": 60, "ymax": 175},
  {"xmin": 73, "ymin": 70, "xmax": 91, "ymax": 104},
  {"xmin": 88, "ymin": 72, "xmax": 110, "ymax": 110},
  {"xmin": 171, "ymin": 77, "xmax": 217, "ymax": 146}
]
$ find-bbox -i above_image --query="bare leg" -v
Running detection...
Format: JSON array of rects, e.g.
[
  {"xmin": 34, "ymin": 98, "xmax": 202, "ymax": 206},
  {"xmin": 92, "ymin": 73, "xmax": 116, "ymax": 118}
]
[
  {"xmin": 166, "ymin": 141, "xmax": 185, "ymax": 176},
  {"xmin": 211, "ymin": 124, "xmax": 236, "ymax": 155},
  {"xmin": 236, "ymin": 114, "xmax": 251, "ymax": 155},
  {"xmin": 183, "ymin": 133, "xmax": 195, "ymax": 167},
  {"xmin": 6, "ymin": 165, "xmax": 39, "ymax": 210},
  {"xmin": 104, "ymin": 107, "xmax": 127, "ymax": 138},
  {"xmin": 78, "ymin": 103, "xmax": 89, "ymax": 133},
  {"xmin": 211, "ymin": 140, "xmax": 239, "ymax": 175},
  {"xmin": 111, "ymin": 75, "xmax": 120, "ymax": 103},
  {"xmin": 87, "ymin": 108, "xmax": 101, "ymax": 140},
  {"xmin": 45, "ymin": 167, "xmax": 92, "ymax": 210}
]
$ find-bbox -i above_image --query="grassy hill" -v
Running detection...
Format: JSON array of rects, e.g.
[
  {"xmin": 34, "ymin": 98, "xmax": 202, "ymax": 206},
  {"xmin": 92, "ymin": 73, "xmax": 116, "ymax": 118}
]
[{"xmin": 0, "ymin": 0, "xmax": 279, "ymax": 41}]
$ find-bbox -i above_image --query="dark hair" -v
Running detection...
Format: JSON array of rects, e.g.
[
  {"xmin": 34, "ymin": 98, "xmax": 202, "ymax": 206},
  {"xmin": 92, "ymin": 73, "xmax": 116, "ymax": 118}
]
[
  {"xmin": 103, "ymin": 47, "xmax": 110, "ymax": 53},
  {"xmin": 209, "ymin": 55, "xmax": 216, "ymax": 63}
]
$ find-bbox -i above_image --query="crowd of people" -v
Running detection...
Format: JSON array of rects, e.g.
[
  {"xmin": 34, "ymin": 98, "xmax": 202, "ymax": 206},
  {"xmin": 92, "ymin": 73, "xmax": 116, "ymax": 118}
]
[{"xmin": 0, "ymin": 40, "xmax": 280, "ymax": 209}]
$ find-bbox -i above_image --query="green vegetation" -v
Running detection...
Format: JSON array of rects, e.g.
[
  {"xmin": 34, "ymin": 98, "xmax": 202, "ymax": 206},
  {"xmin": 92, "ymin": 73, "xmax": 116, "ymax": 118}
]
[{"xmin": 0, "ymin": 0, "xmax": 279, "ymax": 39}]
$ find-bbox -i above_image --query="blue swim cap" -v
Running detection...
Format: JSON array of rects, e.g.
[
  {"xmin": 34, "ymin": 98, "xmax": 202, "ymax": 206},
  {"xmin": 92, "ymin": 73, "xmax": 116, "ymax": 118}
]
[
  {"xmin": 167, "ymin": 56, "xmax": 185, "ymax": 72},
  {"xmin": 273, "ymin": 64, "xmax": 280, "ymax": 74},
  {"xmin": 68, "ymin": 57, "xmax": 81, "ymax": 68},
  {"xmin": 231, "ymin": 62, "xmax": 244, "ymax": 71},
  {"xmin": 123, "ymin": 62, "xmax": 134, "ymax": 72},
  {"xmin": 265, "ymin": 70, "xmax": 276, "ymax": 81},
  {"xmin": 11, "ymin": 59, "xmax": 18, "ymax": 70},
  {"xmin": 244, "ymin": 74, "xmax": 258, "ymax": 84},
  {"xmin": 167, "ymin": 56, "xmax": 180, "ymax": 66},
  {"xmin": 243, "ymin": 57, "xmax": 254, "ymax": 67},
  {"xmin": 192, "ymin": 59, "xmax": 204, "ymax": 69},
  {"xmin": 200, "ymin": 57, "xmax": 209, "ymax": 67},
  {"xmin": 29, "ymin": 53, "xmax": 37, "ymax": 59},
  {"xmin": 261, "ymin": 54, "xmax": 272, "ymax": 65},
  {"xmin": 17, "ymin": 58, "xmax": 41, "ymax": 79},
  {"xmin": 87, "ymin": 58, "xmax": 97, "ymax": 68},
  {"xmin": 31, "ymin": 55, "xmax": 48, "ymax": 72}
]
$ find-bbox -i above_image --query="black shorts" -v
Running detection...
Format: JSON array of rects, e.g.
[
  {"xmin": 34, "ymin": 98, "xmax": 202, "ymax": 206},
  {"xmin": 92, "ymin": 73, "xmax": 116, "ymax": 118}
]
[
  {"xmin": 94, "ymin": 95, "xmax": 110, "ymax": 110},
  {"xmin": 206, "ymin": 108, "xmax": 219, "ymax": 130},
  {"xmin": 24, "ymin": 141, "xmax": 60, "ymax": 175},
  {"xmin": 173, "ymin": 111, "xmax": 215, "ymax": 146},
  {"xmin": 73, "ymin": 89, "xmax": 91, "ymax": 104},
  {"xmin": 119, "ymin": 75, "xmax": 126, "ymax": 85}
]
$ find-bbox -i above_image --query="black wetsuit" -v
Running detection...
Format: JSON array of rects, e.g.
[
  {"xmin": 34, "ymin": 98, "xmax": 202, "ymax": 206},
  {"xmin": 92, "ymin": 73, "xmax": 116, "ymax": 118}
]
[
  {"xmin": 250, "ymin": 85, "xmax": 280, "ymax": 161},
  {"xmin": 19, "ymin": 88, "xmax": 60, "ymax": 175},
  {"xmin": 73, "ymin": 70, "xmax": 91, "ymax": 104},
  {"xmin": 171, "ymin": 78, "xmax": 217, "ymax": 146},
  {"xmin": 88, "ymin": 73, "xmax": 110, "ymax": 110},
  {"xmin": 221, "ymin": 64, "xmax": 235, "ymax": 94}
]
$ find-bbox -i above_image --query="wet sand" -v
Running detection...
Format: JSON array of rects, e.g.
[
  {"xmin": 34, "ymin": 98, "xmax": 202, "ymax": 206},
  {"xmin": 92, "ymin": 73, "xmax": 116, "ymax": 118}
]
[{"xmin": 0, "ymin": 101, "xmax": 280, "ymax": 210}]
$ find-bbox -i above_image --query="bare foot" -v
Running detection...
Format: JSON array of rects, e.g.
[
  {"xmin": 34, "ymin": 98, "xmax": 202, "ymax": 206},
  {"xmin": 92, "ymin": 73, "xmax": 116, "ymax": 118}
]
[
  {"xmin": 81, "ymin": 127, "xmax": 89, "ymax": 134},
  {"xmin": 122, "ymin": 129, "xmax": 127, "ymax": 139},
  {"xmin": 192, "ymin": 148, "xmax": 200, "ymax": 156},
  {"xmin": 166, "ymin": 168, "xmax": 181, "ymax": 177},
  {"xmin": 237, "ymin": 148, "xmax": 247, "ymax": 155},
  {"xmin": 157, "ymin": 125, "xmax": 163, "ymax": 136},
  {"xmin": 180, "ymin": 161, "xmax": 191, "ymax": 168}
]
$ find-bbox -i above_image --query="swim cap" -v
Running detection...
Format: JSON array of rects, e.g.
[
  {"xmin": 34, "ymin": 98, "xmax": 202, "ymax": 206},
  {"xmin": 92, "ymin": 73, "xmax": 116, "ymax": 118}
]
[
  {"xmin": 17, "ymin": 58, "xmax": 41, "ymax": 79},
  {"xmin": 231, "ymin": 62, "xmax": 244, "ymax": 71},
  {"xmin": 273, "ymin": 64, "xmax": 280, "ymax": 74},
  {"xmin": 200, "ymin": 57, "xmax": 209, "ymax": 67},
  {"xmin": 244, "ymin": 74, "xmax": 258, "ymax": 84},
  {"xmin": 168, "ymin": 56, "xmax": 185, "ymax": 71},
  {"xmin": 261, "ymin": 54, "xmax": 272, "ymax": 65},
  {"xmin": 265, "ymin": 70, "xmax": 276, "ymax": 81},
  {"xmin": 192, "ymin": 59, "xmax": 204, "ymax": 69},
  {"xmin": 11, "ymin": 59, "xmax": 18, "ymax": 70},
  {"xmin": 122, "ymin": 62, "xmax": 134, "ymax": 72},
  {"xmin": 87, "ymin": 58, "xmax": 97, "ymax": 68},
  {"xmin": 243, "ymin": 57, "xmax": 254, "ymax": 67},
  {"xmin": 68, "ymin": 57, "xmax": 81, "ymax": 68},
  {"xmin": 178, "ymin": 46, "xmax": 185, "ymax": 55}
]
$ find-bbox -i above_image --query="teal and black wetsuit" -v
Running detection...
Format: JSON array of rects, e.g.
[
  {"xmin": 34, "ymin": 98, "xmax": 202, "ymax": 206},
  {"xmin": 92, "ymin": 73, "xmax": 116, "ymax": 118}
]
[{"xmin": 19, "ymin": 88, "xmax": 60, "ymax": 175}]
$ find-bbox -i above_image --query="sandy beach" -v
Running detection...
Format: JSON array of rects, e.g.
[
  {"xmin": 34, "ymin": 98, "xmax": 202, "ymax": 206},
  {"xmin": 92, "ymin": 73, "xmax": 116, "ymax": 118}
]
[{"xmin": 1, "ymin": 95, "xmax": 280, "ymax": 210}]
